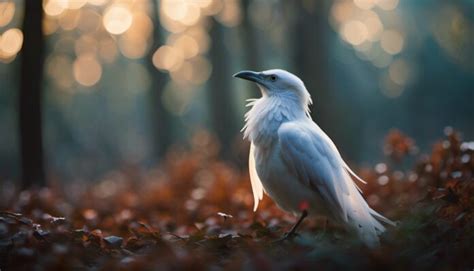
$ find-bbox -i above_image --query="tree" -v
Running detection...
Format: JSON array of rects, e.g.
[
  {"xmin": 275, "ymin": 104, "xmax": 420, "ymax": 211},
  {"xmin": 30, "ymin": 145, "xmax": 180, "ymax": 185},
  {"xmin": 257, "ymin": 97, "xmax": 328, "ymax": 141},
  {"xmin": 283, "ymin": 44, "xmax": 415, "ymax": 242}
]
[
  {"xmin": 239, "ymin": 0, "xmax": 261, "ymax": 71},
  {"xmin": 19, "ymin": 0, "xmax": 46, "ymax": 188},
  {"xmin": 291, "ymin": 1, "xmax": 332, "ymax": 128},
  {"xmin": 146, "ymin": 0, "xmax": 174, "ymax": 160},
  {"xmin": 208, "ymin": 18, "xmax": 239, "ymax": 158},
  {"xmin": 290, "ymin": 1, "xmax": 357, "ymax": 156}
]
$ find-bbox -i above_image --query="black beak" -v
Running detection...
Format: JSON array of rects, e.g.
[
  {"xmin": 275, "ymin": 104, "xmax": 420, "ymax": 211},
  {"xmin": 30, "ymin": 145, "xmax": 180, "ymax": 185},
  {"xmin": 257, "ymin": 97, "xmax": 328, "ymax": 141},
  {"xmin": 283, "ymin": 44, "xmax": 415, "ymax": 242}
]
[{"xmin": 233, "ymin": 70, "xmax": 262, "ymax": 83}]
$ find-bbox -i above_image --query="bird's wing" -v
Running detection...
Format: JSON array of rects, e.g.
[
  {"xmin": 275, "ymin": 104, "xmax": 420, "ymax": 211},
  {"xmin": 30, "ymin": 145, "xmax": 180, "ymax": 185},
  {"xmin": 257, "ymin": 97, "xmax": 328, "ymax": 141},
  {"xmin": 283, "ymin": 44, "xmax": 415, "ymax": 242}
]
[
  {"xmin": 279, "ymin": 121, "xmax": 395, "ymax": 246},
  {"xmin": 278, "ymin": 121, "xmax": 352, "ymax": 220},
  {"xmin": 249, "ymin": 143, "xmax": 264, "ymax": 211}
]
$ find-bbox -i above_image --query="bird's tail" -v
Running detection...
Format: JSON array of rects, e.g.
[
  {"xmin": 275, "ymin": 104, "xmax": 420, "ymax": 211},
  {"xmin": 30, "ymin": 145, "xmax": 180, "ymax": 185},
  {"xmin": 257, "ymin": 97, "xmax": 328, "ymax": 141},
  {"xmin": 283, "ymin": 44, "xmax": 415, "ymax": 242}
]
[{"xmin": 338, "ymin": 167, "xmax": 395, "ymax": 247}]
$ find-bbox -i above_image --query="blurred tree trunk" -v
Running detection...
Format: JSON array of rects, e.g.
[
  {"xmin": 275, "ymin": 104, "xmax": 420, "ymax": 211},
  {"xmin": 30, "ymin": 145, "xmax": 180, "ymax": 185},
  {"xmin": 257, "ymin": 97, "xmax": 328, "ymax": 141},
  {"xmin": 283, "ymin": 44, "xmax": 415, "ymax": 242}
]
[
  {"xmin": 208, "ymin": 18, "xmax": 239, "ymax": 158},
  {"xmin": 291, "ymin": 0, "xmax": 332, "ymax": 128},
  {"xmin": 146, "ymin": 0, "xmax": 173, "ymax": 160},
  {"xmin": 291, "ymin": 0, "xmax": 357, "ymax": 158},
  {"xmin": 19, "ymin": 0, "xmax": 46, "ymax": 188},
  {"xmin": 239, "ymin": 0, "xmax": 260, "ymax": 71}
]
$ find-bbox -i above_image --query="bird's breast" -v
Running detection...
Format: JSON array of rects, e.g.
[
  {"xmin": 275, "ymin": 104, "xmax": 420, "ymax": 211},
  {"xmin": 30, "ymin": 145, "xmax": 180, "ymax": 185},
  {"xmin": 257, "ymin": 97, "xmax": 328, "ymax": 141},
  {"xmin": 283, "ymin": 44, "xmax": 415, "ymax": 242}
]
[{"xmin": 253, "ymin": 141, "xmax": 328, "ymax": 216}]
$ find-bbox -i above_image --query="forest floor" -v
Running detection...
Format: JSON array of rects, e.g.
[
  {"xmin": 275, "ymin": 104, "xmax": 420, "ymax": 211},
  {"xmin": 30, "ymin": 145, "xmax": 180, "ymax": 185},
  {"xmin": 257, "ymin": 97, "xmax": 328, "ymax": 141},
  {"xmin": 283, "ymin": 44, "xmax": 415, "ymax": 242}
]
[{"xmin": 1, "ymin": 129, "xmax": 473, "ymax": 270}]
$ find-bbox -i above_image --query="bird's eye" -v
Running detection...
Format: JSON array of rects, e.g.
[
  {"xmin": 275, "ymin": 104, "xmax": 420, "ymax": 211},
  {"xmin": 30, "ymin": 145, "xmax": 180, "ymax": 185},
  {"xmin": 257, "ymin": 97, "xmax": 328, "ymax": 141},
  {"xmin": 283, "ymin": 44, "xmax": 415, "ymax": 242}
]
[{"xmin": 270, "ymin": 75, "xmax": 277, "ymax": 82}]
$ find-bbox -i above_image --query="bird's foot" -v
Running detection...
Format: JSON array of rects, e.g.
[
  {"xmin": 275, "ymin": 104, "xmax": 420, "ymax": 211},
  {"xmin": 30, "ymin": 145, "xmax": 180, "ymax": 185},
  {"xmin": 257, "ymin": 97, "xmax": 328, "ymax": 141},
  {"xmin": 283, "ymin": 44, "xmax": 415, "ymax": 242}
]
[{"xmin": 272, "ymin": 210, "xmax": 308, "ymax": 244}]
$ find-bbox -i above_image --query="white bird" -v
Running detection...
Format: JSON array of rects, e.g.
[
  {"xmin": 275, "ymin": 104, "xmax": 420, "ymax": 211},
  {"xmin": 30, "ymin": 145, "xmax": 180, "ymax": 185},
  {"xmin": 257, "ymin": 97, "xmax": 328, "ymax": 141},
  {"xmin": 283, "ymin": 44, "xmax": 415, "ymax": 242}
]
[{"xmin": 234, "ymin": 69, "xmax": 394, "ymax": 247}]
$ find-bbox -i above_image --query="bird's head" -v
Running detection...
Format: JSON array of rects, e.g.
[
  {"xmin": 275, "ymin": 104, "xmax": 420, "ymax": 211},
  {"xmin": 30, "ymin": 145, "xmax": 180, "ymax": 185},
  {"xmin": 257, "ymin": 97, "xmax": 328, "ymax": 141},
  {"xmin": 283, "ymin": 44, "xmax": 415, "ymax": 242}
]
[{"xmin": 233, "ymin": 69, "xmax": 312, "ymax": 108}]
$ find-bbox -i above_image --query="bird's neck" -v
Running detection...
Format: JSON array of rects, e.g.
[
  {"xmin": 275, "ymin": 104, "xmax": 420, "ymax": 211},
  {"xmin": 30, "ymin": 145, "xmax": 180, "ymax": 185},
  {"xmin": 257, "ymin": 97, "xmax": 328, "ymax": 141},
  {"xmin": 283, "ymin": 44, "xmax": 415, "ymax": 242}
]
[{"xmin": 243, "ymin": 95, "xmax": 308, "ymax": 147}]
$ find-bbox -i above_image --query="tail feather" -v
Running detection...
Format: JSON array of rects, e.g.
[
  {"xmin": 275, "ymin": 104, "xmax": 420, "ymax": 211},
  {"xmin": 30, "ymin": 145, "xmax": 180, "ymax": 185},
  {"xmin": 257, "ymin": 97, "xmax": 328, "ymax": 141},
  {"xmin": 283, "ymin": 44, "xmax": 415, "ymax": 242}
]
[
  {"xmin": 369, "ymin": 208, "xmax": 396, "ymax": 227},
  {"xmin": 339, "ymin": 168, "xmax": 394, "ymax": 247}
]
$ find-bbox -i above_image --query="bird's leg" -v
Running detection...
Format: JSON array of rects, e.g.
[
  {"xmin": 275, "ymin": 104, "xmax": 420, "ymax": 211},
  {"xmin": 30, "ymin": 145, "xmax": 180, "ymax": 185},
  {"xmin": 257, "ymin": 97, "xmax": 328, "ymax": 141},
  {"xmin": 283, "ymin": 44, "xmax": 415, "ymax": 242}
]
[{"xmin": 275, "ymin": 210, "xmax": 308, "ymax": 242}]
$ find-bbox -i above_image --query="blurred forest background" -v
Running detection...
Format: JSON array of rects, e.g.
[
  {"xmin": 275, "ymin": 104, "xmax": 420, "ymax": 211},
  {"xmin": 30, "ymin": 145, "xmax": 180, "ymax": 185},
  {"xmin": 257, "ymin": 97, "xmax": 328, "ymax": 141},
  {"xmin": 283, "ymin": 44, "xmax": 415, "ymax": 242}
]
[
  {"xmin": 1, "ymin": 1, "xmax": 474, "ymax": 269},
  {"xmin": 0, "ymin": 0, "xmax": 473, "ymax": 184}
]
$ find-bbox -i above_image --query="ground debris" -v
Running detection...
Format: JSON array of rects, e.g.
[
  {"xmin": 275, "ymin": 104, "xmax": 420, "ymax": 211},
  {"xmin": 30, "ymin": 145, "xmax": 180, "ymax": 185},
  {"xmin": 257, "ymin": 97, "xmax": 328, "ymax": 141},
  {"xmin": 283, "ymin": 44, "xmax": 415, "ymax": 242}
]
[{"xmin": 0, "ymin": 130, "xmax": 473, "ymax": 270}]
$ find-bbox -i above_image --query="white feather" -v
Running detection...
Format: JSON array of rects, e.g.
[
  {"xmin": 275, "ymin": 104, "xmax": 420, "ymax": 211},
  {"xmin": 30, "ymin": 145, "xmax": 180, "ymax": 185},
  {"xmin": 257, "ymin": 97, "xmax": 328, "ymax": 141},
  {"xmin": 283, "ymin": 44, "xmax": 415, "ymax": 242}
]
[{"xmin": 249, "ymin": 143, "xmax": 264, "ymax": 211}]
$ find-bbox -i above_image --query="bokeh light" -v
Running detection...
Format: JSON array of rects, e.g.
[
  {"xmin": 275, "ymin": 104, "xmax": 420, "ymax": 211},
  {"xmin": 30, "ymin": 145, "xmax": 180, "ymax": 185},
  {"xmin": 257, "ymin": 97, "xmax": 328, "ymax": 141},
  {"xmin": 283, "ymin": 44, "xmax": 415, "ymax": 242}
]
[
  {"xmin": 75, "ymin": 34, "xmax": 98, "ymax": 56},
  {"xmin": 0, "ymin": 28, "xmax": 23, "ymax": 58},
  {"xmin": 187, "ymin": 56, "xmax": 212, "ymax": 85},
  {"xmin": 43, "ymin": 17, "xmax": 59, "ymax": 35},
  {"xmin": 152, "ymin": 45, "xmax": 184, "ymax": 72},
  {"xmin": 329, "ymin": 0, "xmax": 409, "ymax": 74},
  {"xmin": 103, "ymin": 4, "xmax": 133, "ymax": 35},
  {"xmin": 161, "ymin": 0, "xmax": 189, "ymax": 22},
  {"xmin": 363, "ymin": 11, "xmax": 383, "ymax": 41},
  {"xmin": 186, "ymin": 27, "xmax": 210, "ymax": 54},
  {"xmin": 216, "ymin": 0, "xmax": 241, "ymax": 27},
  {"xmin": 380, "ymin": 30, "xmax": 404, "ymax": 55},
  {"xmin": 376, "ymin": 0, "xmax": 399, "ymax": 11},
  {"xmin": 67, "ymin": 0, "xmax": 88, "ymax": 10},
  {"xmin": 118, "ymin": 12, "xmax": 153, "ymax": 59},
  {"xmin": 73, "ymin": 54, "xmax": 102, "ymax": 87},
  {"xmin": 0, "ymin": 2, "xmax": 15, "ymax": 27},
  {"xmin": 58, "ymin": 9, "xmax": 81, "ymax": 31},
  {"xmin": 87, "ymin": 0, "xmax": 109, "ymax": 6},
  {"xmin": 46, "ymin": 54, "xmax": 74, "ymax": 90},
  {"xmin": 118, "ymin": 35, "xmax": 148, "ymax": 59},
  {"xmin": 353, "ymin": 0, "xmax": 376, "ymax": 10},
  {"xmin": 180, "ymin": 3, "xmax": 201, "ymax": 26},
  {"xmin": 99, "ymin": 36, "xmax": 118, "ymax": 63},
  {"xmin": 330, "ymin": 1, "xmax": 354, "ymax": 26},
  {"xmin": 342, "ymin": 20, "xmax": 368, "ymax": 46},
  {"xmin": 380, "ymin": 72, "xmax": 404, "ymax": 98},
  {"xmin": 169, "ymin": 34, "xmax": 199, "ymax": 59},
  {"xmin": 43, "ymin": 0, "xmax": 67, "ymax": 17},
  {"xmin": 389, "ymin": 59, "xmax": 411, "ymax": 86},
  {"xmin": 77, "ymin": 8, "xmax": 101, "ymax": 33}
]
